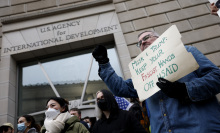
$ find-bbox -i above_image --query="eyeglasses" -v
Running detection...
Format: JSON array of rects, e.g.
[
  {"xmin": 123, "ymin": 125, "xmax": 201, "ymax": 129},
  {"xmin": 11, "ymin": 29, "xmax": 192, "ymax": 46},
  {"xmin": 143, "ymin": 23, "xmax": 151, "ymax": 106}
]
[{"xmin": 136, "ymin": 34, "xmax": 158, "ymax": 48}]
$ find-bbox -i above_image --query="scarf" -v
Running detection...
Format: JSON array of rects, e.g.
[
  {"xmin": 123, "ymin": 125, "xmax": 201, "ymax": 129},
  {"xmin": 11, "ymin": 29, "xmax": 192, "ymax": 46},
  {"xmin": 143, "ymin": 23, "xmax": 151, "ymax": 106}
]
[{"xmin": 44, "ymin": 112, "xmax": 71, "ymax": 133}]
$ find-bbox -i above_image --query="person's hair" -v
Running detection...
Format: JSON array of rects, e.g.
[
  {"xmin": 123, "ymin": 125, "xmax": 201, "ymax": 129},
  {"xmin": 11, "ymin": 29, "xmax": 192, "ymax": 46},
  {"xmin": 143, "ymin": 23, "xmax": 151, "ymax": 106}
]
[
  {"xmin": 21, "ymin": 115, "xmax": 41, "ymax": 132},
  {"xmin": 46, "ymin": 97, "xmax": 69, "ymax": 112},
  {"xmin": 98, "ymin": 89, "xmax": 119, "ymax": 112},
  {"xmin": 130, "ymin": 98, "xmax": 140, "ymax": 103},
  {"xmin": 83, "ymin": 116, "xmax": 89, "ymax": 120},
  {"xmin": 89, "ymin": 117, "xmax": 96, "ymax": 131},
  {"xmin": 129, "ymin": 103, "xmax": 144, "ymax": 121},
  {"xmin": 96, "ymin": 89, "xmax": 119, "ymax": 119},
  {"xmin": 137, "ymin": 30, "xmax": 160, "ymax": 38},
  {"xmin": 0, "ymin": 126, "xmax": 12, "ymax": 132},
  {"xmin": 69, "ymin": 108, "xmax": 81, "ymax": 115},
  {"xmin": 95, "ymin": 105, "xmax": 102, "ymax": 119}
]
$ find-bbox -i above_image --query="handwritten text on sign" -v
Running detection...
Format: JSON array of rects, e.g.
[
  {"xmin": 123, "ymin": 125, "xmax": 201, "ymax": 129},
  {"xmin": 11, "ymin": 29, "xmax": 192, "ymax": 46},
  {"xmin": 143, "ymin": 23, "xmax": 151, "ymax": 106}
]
[{"xmin": 129, "ymin": 25, "xmax": 199, "ymax": 102}]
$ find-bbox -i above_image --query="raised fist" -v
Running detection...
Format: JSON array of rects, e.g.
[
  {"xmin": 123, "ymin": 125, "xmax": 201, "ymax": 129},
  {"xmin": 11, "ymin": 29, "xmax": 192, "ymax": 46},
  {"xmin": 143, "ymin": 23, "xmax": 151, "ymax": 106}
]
[{"xmin": 92, "ymin": 45, "xmax": 109, "ymax": 64}]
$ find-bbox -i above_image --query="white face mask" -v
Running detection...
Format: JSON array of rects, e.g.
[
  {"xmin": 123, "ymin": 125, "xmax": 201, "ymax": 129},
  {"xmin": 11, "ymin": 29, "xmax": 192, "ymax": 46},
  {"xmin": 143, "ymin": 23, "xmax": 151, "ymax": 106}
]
[
  {"xmin": 87, "ymin": 123, "xmax": 90, "ymax": 128},
  {"xmin": 45, "ymin": 108, "xmax": 60, "ymax": 120}
]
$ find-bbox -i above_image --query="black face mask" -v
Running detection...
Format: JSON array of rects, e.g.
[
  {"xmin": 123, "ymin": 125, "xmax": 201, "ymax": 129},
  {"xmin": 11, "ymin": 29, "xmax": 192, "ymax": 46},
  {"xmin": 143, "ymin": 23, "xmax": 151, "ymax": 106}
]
[{"xmin": 98, "ymin": 99, "xmax": 108, "ymax": 111}]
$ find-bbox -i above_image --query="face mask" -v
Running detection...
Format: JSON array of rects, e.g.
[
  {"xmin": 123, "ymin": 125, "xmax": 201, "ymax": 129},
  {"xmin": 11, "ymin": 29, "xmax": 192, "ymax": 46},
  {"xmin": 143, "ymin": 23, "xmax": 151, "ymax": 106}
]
[
  {"xmin": 17, "ymin": 122, "xmax": 27, "ymax": 132},
  {"xmin": 87, "ymin": 123, "xmax": 90, "ymax": 128},
  {"xmin": 98, "ymin": 99, "xmax": 108, "ymax": 111},
  {"xmin": 45, "ymin": 108, "xmax": 60, "ymax": 120}
]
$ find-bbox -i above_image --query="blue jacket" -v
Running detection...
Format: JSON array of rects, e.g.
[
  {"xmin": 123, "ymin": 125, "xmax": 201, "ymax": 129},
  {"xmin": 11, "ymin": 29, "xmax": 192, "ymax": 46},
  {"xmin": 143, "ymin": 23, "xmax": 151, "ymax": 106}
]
[{"xmin": 98, "ymin": 46, "xmax": 220, "ymax": 133}]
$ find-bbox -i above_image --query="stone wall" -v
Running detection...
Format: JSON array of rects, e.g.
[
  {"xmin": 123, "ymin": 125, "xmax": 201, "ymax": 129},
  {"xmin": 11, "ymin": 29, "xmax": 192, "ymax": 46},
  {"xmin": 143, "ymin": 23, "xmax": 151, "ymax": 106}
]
[{"xmin": 113, "ymin": 0, "xmax": 220, "ymax": 67}]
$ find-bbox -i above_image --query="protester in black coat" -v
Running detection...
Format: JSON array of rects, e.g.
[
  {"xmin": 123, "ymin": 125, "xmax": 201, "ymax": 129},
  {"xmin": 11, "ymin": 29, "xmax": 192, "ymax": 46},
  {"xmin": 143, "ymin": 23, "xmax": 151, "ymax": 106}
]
[
  {"xmin": 129, "ymin": 98, "xmax": 150, "ymax": 133},
  {"xmin": 92, "ymin": 89, "xmax": 147, "ymax": 133}
]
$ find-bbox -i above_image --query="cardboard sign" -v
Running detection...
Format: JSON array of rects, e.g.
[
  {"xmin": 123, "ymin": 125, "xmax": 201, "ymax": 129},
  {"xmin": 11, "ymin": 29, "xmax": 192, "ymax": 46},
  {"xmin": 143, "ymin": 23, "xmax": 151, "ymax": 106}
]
[
  {"xmin": 208, "ymin": 0, "xmax": 218, "ymax": 3},
  {"xmin": 128, "ymin": 25, "xmax": 199, "ymax": 101},
  {"xmin": 217, "ymin": 9, "xmax": 220, "ymax": 17}
]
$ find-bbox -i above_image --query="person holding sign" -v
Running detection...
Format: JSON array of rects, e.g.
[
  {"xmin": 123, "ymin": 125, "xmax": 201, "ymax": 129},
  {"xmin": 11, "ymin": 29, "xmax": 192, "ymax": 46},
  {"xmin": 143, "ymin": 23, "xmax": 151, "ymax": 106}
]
[{"xmin": 92, "ymin": 30, "xmax": 220, "ymax": 133}]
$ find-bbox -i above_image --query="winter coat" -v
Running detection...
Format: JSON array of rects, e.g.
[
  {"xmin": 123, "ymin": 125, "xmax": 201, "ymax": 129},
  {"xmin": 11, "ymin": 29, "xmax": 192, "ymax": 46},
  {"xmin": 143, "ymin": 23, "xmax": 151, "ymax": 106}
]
[
  {"xmin": 17, "ymin": 127, "xmax": 38, "ymax": 133},
  {"xmin": 41, "ymin": 116, "xmax": 89, "ymax": 133},
  {"xmin": 92, "ymin": 110, "xmax": 147, "ymax": 133}
]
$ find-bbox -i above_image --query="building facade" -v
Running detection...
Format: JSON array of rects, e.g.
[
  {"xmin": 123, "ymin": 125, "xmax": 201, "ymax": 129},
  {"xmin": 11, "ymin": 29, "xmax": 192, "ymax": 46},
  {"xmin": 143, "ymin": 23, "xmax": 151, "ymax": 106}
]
[{"xmin": 0, "ymin": 0, "xmax": 220, "ymax": 126}]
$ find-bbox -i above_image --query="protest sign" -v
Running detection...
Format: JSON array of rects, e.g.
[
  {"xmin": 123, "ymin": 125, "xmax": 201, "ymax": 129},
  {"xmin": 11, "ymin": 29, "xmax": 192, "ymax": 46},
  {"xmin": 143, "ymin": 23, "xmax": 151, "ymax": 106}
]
[
  {"xmin": 128, "ymin": 25, "xmax": 199, "ymax": 101},
  {"xmin": 217, "ymin": 9, "xmax": 220, "ymax": 17},
  {"xmin": 208, "ymin": 0, "xmax": 218, "ymax": 3}
]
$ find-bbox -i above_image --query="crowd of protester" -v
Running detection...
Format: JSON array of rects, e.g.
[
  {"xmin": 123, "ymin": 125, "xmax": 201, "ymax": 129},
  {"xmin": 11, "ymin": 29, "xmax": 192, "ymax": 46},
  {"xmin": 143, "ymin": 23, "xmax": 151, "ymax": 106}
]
[
  {"xmin": 0, "ymin": 94, "xmax": 148, "ymax": 133},
  {"xmin": 1, "ymin": 2, "xmax": 220, "ymax": 132}
]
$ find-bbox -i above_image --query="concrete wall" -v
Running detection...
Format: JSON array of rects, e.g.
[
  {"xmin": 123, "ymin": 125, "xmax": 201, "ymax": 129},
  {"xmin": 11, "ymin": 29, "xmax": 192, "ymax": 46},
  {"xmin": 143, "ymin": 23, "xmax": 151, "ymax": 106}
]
[{"xmin": 0, "ymin": 0, "xmax": 220, "ymax": 125}]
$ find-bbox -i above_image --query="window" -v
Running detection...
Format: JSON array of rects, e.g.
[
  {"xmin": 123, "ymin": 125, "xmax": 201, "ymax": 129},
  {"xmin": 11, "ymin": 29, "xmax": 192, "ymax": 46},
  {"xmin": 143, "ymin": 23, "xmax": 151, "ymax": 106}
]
[{"xmin": 18, "ymin": 45, "xmax": 123, "ymax": 124}]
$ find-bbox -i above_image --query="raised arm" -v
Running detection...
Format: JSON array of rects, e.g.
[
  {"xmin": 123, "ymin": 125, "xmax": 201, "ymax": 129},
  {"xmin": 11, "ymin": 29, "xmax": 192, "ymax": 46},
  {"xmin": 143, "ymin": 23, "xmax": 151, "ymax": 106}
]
[
  {"xmin": 92, "ymin": 45, "xmax": 138, "ymax": 98},
  {"xmin": 98, "ymin": 62, "xmax": 138, "ymax": 98}
]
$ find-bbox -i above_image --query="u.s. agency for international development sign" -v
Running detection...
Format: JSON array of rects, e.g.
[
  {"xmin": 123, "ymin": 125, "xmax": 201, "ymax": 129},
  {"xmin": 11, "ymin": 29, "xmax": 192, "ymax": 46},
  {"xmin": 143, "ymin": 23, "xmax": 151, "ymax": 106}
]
[
  {"xmin": 129, "ymin": 25, "xmax": 199, "ymax": 102},
  {"xmin": 1, "ymin": 12, "xmax": 120, "ymax": 56}
]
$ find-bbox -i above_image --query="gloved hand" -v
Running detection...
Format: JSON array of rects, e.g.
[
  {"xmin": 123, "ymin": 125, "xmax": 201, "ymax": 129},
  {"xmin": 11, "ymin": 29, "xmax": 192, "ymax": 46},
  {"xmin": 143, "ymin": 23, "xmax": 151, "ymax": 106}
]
[
  {"xmin": 216, "ymin": 0, "xmax": 220, "ymax": 8},
  {"xmin": 156, "ymin": 78, "xmax": 191, "ymax": 103},
  {"xmin": 92, "ymin": 45, "xmax": 109, "ymax": 64}
]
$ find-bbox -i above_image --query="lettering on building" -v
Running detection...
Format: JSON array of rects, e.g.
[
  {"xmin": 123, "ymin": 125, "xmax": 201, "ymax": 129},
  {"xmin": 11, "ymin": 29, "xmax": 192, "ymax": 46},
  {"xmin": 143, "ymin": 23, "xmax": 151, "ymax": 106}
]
[{"xmin": 3, "ymin": 23, "xmax": 119, "ymax": 53}]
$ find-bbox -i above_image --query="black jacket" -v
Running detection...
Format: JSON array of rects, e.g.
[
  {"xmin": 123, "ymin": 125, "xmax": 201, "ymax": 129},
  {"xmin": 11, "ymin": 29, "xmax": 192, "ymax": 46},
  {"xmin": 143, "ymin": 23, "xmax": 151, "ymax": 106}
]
[
  {"xmin": 80, "ymin": 120, "xmax": 89, "ymax": 130},
  {"xmin": 92, "ymin": 110, "xmax": 147, "ymax": 133}
]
